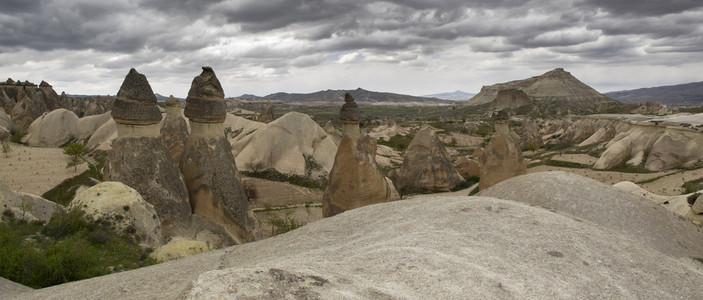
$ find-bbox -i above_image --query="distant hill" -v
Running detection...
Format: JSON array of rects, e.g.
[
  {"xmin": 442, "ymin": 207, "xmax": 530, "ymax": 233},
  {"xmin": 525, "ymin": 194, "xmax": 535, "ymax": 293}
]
[
  {"xmin": 422, "ymin": 90, "xmax": 475, "ymax": 101},
  {"xmin": 68, "ymin": 93, "xmax": 184, "ymax": 102},
  {"xmin": 463, "ymin": 68, "xmax": 624, "ymax": 114},
  {"xmin": 240, "ymin": 88, "xmax": 452, "ymax": 105},
  {"xmin": 604, "ymin": 81, "xmax": 703, "ymax": 107}
]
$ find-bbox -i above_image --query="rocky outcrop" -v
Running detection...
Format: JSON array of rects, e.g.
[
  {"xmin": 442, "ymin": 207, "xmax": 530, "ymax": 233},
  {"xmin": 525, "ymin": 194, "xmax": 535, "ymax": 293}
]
[
  {"xmin": 104, "ymin": 68, "xmax": 191, "ymax": 227},
  {"xmin": 645, "ymin": 128, "xmax": 703, "ymax": 171},
  {"xmin": 22, "ymin": 109, "xmax": 111, "ymax": 147},
  {"xmin": 323, "ymin": 93, "xmax": 398, "ymax": 217},
  {"xmin": 151, "ymin": 239, "xmax": 210, "ymax": 262},
  {"xmin": 69, "ymin": 182, "xmax": 163, "ymax": 248},
  {"xmin": 161, "ymin": 96, "xmax": 189, "ymax": 163},
  {"xmin": 453, "ymin": 156, "xmax": 481, "ymax": 180},
  {"xmin": 395, "ymin": 125, "xmax": 465, "ymax": 193},
  {"xmin": 0, "ymin": 110, "xmax": 12, "ymax": 140},
  {"xmin": 257, "ymin": 101, "xmax": 276, "ymax": 123},
  {"xmin": 593, "ymin": 125, "xmax": 663, "ymax": 169},
  {"xmin": 479, "ymin": 111, "xmax": 526, "ymax": 190},
  {"xmin": 1, "ymin": 179, "xmax": 62, "ymax": 224},
  {"xmin": 488, "ymin": 88, "xmax": 531, "ymax": 111},
  {"xmin": 367, "ymin": 118, "xmax": 409, "ymax": 142},
  {"xmin": 18, "ymin": 192, "xmax": 703, "ymax": 299},
  {"xmin": 480, "ymin": 171, "xmax": 703, "ymax": 258},
  {"xmin": 232, "ymin": 112, "xmax": 337, "ymax": 178},
  {"xmin": 222, "ymin": 114, "xmax": 264, "ymax": 144},
  {"xmin": 180, "ymin": 67, "xmax": 260, "ymax": 243},
  {"xmin": 464, "ymin": 68, "xmax": 623, "ymax": 114}
]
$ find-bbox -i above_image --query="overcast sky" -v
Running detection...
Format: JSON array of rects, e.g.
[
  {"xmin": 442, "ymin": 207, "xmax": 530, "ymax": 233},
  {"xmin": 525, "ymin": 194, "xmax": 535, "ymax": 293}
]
[{"xmin": 1, "ymin": 0, "xmax": 702, "ymax": 98}]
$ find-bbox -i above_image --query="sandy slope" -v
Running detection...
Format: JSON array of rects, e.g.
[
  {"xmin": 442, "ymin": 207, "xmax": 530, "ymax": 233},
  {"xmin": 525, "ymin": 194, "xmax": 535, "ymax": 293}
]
[{"xmin": 0, "ymin": 143, "xmax": 88, "ymax": 196}]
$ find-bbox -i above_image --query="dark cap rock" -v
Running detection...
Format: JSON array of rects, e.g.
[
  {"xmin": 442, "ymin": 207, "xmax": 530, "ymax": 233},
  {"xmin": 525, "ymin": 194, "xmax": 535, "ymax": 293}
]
[
  {"xmin": 165, "ymin": 95, "xmax": 181, "ymax": 108},
  {"xmin": 184, "ymin": 67, "xmax": 226, "ymax": 123},
  {"xmin": 111, "ymin": 68, "xmax": 162, "ymax": 125},
  {"xmin": 39, "ymin": 80, "xmax": 51, "ymax": 88},
  {"xmin": 339, "ymin": 93, "xmax": 359, "ymax": 122},
  {"xmin": 492, "ymin": 110, "xmax": 510, "ymax": 122}
]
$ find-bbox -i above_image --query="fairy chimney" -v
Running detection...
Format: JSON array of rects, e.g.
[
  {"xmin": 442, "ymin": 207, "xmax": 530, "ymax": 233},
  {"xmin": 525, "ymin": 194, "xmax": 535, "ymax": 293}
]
[
  {"xmin": 104, "ymin": 68, "xmax": 191, "ymax": 227},
  {"xmin": 180, "ymin": 67, "xmax": 261, "ymax": 243},
  {"xmin": 478, "ymin": 110, "xmax": 526, "ymax": 190},
  {"xmin": 339, "ymin": 93, "xmax": 360, "ymax": 139}
]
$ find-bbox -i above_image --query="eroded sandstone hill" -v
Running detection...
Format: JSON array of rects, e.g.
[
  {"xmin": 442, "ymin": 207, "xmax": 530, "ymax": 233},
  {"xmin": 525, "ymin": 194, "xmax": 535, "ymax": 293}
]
[{"xmin": 464, "ymin": 68, "xmax": 623, "ymax": 114}]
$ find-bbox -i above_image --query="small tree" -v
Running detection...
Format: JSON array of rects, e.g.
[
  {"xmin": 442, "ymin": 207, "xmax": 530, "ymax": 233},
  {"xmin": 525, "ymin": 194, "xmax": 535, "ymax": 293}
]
[
  {"xmin": 64, "ymin": 142, "xmax": 88, "ymax": 172},
  {"xmin": 1, "ymin": 142, "xmax": 10, "ymax": 158}
]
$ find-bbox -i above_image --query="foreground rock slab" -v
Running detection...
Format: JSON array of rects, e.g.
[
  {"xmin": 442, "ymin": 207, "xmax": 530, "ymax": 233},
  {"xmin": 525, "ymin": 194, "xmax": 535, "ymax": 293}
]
[{"xmin": 18, "ymin": 193, "xmax": 703, "ymax": 299}]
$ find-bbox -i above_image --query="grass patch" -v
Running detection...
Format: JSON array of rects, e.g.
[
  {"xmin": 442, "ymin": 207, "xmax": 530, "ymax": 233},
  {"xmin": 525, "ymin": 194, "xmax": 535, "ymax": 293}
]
[
  {"xmin": 0, "ymin": 208, "xmax": 156, "ymax": 288},
  {"xmin": 545, "ymin": 159, "xmax": 590, "ymax": 169},
  {"xmin": 377, "ymin": 134, "xmax": 415, "ymax": 151},
  {"xmin": 241, "ymin": 168, "xmax": 326, "ymax": 190},
  {"xmin": 683, "ymin": 178, "xmax": 703, "ymax": 194}
]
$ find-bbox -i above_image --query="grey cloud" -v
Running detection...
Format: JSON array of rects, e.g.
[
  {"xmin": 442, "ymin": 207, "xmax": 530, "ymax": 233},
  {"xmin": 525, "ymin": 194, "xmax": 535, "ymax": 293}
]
[{"xmin": 577, "ymin": 0, "xmax": 703, "ymax": 16}]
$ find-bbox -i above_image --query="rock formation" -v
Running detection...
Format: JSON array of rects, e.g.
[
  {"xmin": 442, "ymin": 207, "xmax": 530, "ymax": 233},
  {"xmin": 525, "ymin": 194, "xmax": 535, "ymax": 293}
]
[
  {"xmin": 1, "ymin": 179, "xmax": 62, "ymax": 224},
  {"xmin": 367, "ymin": 117, "xmax": 409, "ymax": 142},
  {"xmin": 18, "ymin": 190, "xmax": 703, "ymax": 299},
  {"xmin": 257, "ymin": 101, "xmax": 276, "ymax": 123},
  {"xmin": 0, "ymin": 110, "xmax": 12, "ymax": 140},
  {"xmin": 69, "ymin": 182, "xmax": 164, "ymax": 248},
  {"xmin": 453, "ymin": 155, "xmax": 481, "ymax": 180},
  {"xmin": 395, "ymin": 125, "xmax": 465, "ymax": 194},
  {"xmin": 489, "ymin": 88, "xmax": 532, "ymax": 111},
  {"xmin": 104, "ymin": 68, "xmax": 191, "ymax": 227},
  {"xmin": 464, "ymin": 68, "xmax": 623, "ymax": 114},
  {"xmin": 161, "ymin": 96, "xmax": 189, "ymax": 163},
  {"xmin": 22, "ymin": 109, "xmax": 111, "ymax": 147},
  {"xmin": 231, "ymin": 112, "xmax": 337, "ymax": 178},
  {"xmin": 479, "ymin": 171, "xmax": 703, "ymax": 258},
  {"xmin": 179, "ymin": 67, "xmax": 260, "ymax": 243},
  {"xmin": 322, "ymin": 93, "xmax": 398, "ymax": 217},
  {"xmin": 479, "ymin": 111, "xmax": 526, "ymax": 190}
]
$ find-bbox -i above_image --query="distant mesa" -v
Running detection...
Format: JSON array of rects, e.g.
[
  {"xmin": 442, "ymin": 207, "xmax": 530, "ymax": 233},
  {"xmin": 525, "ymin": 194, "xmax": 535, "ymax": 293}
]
[
  {"xmin": 464, "ymin": 68, "xmax": 623, "ymax": 114},
  {"xmin": 422, "ymin": 90, "xmax": 476, "ymax": 101},
  {"xmin": 605, "ymin": 81, "xmax": 703, "ymax": 107}
]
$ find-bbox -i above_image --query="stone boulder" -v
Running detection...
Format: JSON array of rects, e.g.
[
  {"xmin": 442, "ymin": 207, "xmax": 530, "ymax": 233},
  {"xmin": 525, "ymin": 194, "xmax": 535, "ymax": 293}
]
[
  {"xmin": 479, "ymin": 171, "xmax": 703, "ymax": 258},
  {"xmin": 23, "ymin": 109, "xmax": 112, "ymax": 147},
  {"xmin": 613, "ymin": 181, "xmax": 693, "ymax": 217},
  {"xmin": 19, "ymin": 194, "xmax": 703, "ymax": 299},
  {"xmin": 395, "ymin": 125, "xmax": 465, "ymax": 193},
  {"xmin": 1, "ymin": 180, "xmax": 62, "ymax": 224},
  {"xmin": 323, "ymin": 134, "xmax": 398, "ymax": 217},
  {"xmin": 151, "ymin": 239, "xmax": 211, "ymax": 262},
  {"xmin": 232, "ymin": 112, "xmax": 337, "ymax": 177},
  {"xmin": 0, "ymin": 277, "xmax": 31, "ymax": 298},
  {"xmin": 69, "ymin": 182, "xmax": 164, "ymax": 248}
]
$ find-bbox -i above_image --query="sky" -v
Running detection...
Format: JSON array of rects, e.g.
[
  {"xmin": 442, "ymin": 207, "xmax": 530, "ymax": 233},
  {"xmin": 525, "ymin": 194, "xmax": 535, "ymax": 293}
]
[{"xmin": 1, "ymin": 0, "xmax": 702, "ymax": 98}]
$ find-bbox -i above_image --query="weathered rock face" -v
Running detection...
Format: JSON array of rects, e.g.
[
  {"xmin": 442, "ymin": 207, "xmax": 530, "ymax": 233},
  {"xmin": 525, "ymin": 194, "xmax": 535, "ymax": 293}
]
[
  {"xmin": 17, "ymin": 189, "xmax": 703, "ymax": 299},
  {"xmin": 161, "ymin": 96, "xmax": 189, "ymax": 163},
  {"xmin": 593, "ymin": 125, "xmax": 663, "ymax": 169},
  {"xmin": 645, "ymin": 128, "xmax": 703, "ymax": 171},
  {"xmin": 479, "ymin": 115, "xmax": 526, "ymax": 190},
  {"xmin": 183, "ymin": 67, "xmax": 226, "ymax": 123},
  {"xmin": 453, "ymin": 156, "xmax": 481, "ymax": 180},
  {"xmin": 111, "ymin": 68, "xmax": 162, "ymax": 125},
  {"xmin": 69, "ymin": 182, "xmax": 164, "ymax": 248},
  {"xmin": 479, "ymin": 171, "xmax": 703, "ymax": 258},
  {"xmin": 105, "ymin": 69, "xmax": 191, "ymax": 227},
  {"xmin": 367, "ymin": 118, "xmax": 409, "ymax": 142},
  {"xmin": 181, "ymin": 67, "xmax": 260, "ymax": 243},
  {"xmin": 151, "ymin": 239, "xmax": 211, "ymax": 262},
  {"xmin": 489, "ymin": 88, "xmax": 531, "ymax": 111},
  {"xmin": 105, "ymin": 137, "xmax": 191, "ymax": 226},
  {"xmin": 396, "ymin": 125, "xmax": 465, "ymax": 193},
  {"xmin": 0, "ymin": 109, "xmax": 12, "ymax": 140},
  {"xmin": 323, "ymin": 134, "xmax": 397, "ymax": 217},
  {"xmin": 232, "ymin": 112, "xmax": 337, "ymax": 178}
]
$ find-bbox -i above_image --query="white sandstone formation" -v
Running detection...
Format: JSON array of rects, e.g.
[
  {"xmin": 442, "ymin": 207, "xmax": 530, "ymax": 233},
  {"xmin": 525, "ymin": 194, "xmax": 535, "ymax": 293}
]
[
  {"xmin": 69, "ymin": 182, "xmax": 163, "ymax": 248},
  {"xmin": 479, "ymin": 111, "xmax": 526, "ymax": 190}
]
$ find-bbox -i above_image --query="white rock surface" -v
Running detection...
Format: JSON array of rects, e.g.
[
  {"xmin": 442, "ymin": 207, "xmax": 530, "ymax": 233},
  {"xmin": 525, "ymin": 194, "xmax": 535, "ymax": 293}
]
[
  {"xmin": 222, "ymin": 114, "xmax": 264, "ymax": 143},
  {"xmin": 1, "ymin": 180, "xmax": 62, "ymax": 224},
  {"xmin": 479, "ymin": 171, "xmax": 703, "ymax": 258},
  {"xmin": 69, "ymin": 182, "xmax": 164, "ymax": 248},
  {"xmin": 18, "ymin": 185, "xmax": 703, "ymax": 299},
  {"xmin": 232, "ymin": 112, "xmax": 337, "ymax": 176}
]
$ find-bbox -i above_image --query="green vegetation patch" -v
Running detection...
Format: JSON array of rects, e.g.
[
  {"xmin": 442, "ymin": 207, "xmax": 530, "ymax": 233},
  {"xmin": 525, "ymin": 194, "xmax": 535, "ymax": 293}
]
[
  {"xmin": 0, "ymin": 208, "xmax": 156, "ymax": 289},
  {"xmin": 241, "ymin": 168, "xmax": 326, "ymax": 190},
  {"xmin": 376, "ymin": 134, "xmax": 415, "ymax": 151},
  {"xmin": 683, "ymin": 178, "xmax": 703, "ymax": 194}
]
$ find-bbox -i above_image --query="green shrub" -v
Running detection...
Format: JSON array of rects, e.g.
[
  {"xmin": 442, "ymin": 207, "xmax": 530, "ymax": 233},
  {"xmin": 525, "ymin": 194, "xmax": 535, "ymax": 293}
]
[
  {"xmin": 10, "ymin": 131, "xmax": 25, "ymax": 143},
  {"xmin": 377, "ymin": 134, "xmax": 415, "ymax": 151},
  {"xmin": 0, "ymin": 209, "xmax": 156, "ymax": 288},
  {"xmin": 683, "ymin": 178, "xmax": 703, "ymax": 194},
  {"xmin": 241, "ymin": 168, "xmax": 326, "ymax": 189},
  {"xmin": 266, "ymin": 212, "xmax": 304, "ymax": 236}
]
